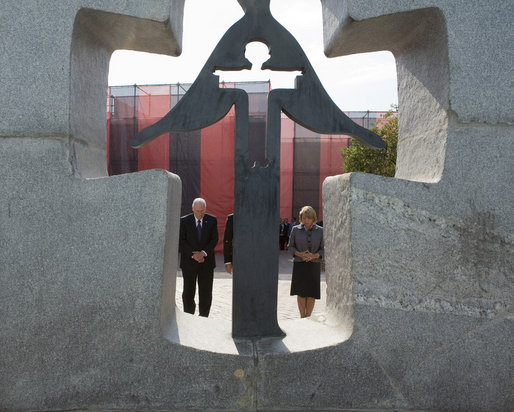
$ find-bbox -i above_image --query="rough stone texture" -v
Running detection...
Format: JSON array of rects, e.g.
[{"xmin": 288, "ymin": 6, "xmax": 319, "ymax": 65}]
[
  {"xmin": 321, "ymin": 0, "xmax": 513, "ymax": 125},
  {"xmin": 0, "ymin": 0, "xmax": 184, "ymax": 177},
  {"xmin": 323, "ymin": 173, "xmax": 513, "ymax": 318},
  {"xmin": 1, "ymin": 0, "xmax": 513, "ymax": 411},
  {"xmin": 320, "ymin": 0, "xmax": 514, "ymax": 410}
]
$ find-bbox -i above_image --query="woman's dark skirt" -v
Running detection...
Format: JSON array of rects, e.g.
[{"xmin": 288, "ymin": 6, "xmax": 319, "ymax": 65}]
[{"xmin": 290, "ymin": 261, "xmax": 321, "ymax": 299}]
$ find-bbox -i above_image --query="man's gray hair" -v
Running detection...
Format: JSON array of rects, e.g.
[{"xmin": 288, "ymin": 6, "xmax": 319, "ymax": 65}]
[{"xmin": 192, "ymin": 197, "xmax": 206, "ymax": 207}]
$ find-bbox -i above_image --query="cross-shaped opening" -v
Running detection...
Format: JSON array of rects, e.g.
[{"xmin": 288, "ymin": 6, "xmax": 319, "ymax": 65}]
[{"xmin": 103, "ymin": 2, "xmax": 407, "ymax": 350}]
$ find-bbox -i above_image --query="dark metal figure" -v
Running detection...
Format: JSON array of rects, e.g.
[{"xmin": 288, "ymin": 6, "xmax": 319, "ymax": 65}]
[{"xmin": 131, "ymin": 0, "xmax": 384, "ymax": 338}]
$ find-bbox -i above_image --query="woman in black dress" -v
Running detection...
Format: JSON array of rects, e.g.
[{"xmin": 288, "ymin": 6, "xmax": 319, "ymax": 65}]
[{"xmin": 287, "ymin": 206, "xmax": 324, "ymax": 318}]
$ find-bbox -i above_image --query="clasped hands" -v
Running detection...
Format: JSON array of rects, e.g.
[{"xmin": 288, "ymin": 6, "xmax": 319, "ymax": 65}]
[
  {"xmin": 296, "ymin": 250, "xmax": 319, "ymax": 262},
  {"xmin": 192, "ymin": 251, "xmax": 206, "ymax": 263}
]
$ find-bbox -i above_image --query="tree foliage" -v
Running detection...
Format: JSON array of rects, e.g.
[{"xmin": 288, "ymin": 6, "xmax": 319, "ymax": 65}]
[{"xmin": 341, "ymin": 109, "xmax": 398, "ymax": 177}]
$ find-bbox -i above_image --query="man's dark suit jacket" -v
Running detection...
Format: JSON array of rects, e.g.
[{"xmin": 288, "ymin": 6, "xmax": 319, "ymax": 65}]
[
  {"xmin": 179, "ymin": 213, "xmax": 218, "ymax": 270},
  {"xmin": 223, "ymin": 214, "xmax": 233, "ymax": 264}
]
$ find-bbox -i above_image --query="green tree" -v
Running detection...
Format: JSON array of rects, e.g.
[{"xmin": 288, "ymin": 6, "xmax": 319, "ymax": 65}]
[{"xmin": 341, "ymin": 108, "xmax": 398, "ymax": 177}]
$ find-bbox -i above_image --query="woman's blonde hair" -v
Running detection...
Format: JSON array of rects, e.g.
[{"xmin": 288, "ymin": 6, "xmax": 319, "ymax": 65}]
[{"xmin": 299, "ymin": 205, "xmax": 317, "ymax": 224}]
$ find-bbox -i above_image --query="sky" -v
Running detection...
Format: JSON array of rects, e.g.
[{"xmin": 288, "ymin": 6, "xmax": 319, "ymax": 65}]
[{"xmin": 108, "ymin": 0, "xmax": 398, "ymax": 112}]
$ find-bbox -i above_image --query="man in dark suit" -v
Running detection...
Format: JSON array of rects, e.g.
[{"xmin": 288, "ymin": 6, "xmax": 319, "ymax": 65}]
[
  {"xmin": 223, "ymin": 214, "xmax": 233, "ymax": 274},
  {"xmin": 179, "ymin": 198, "xmax": 218, "ymax": 317}
]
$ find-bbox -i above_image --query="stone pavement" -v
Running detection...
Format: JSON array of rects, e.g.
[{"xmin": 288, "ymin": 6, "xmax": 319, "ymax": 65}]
[{"xmin": 175, "ymin": 250, "xmax": 327, "ymax": 321}]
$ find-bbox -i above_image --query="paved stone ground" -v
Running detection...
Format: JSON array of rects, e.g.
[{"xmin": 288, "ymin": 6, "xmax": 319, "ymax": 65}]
[{"xmin": 175, "ymin": 250, "xmax": 327, "ymax": 321}]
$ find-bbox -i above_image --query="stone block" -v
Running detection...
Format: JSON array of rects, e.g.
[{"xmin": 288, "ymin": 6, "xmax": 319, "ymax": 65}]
[
  {"xmin": 0, "ymin": 0, "xmax": 184, "ymax": 177},
  {"xmin": 321, "ymin": 0, "xmax": 513, "ymax": 124},
  {"xmin": 318, "ymin": 3, "xmax": 514, "ymax": 405}
]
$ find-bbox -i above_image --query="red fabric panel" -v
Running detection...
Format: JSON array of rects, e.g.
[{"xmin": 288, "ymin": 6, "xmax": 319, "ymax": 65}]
[
  {"xmin": 318, "ymin": 134, "xmax": 350, "ymax": 222},
  {"xmin": 137, "ymin": 118, "xmax": 170, "ymax": 171},
  {"xmin": 280, "ymin": 115, "xmax": 294, "ymax": 221},
  {"xmin": 137, "ymin": 92, "xmax": 171, "ymax": 119},
  {"xmin": 136, "ymin": 86, "xmax": 171, "ymax": 171},
  {"xmin": 200, "ymin": 108, "xmax": 235, "ymax": 253}
]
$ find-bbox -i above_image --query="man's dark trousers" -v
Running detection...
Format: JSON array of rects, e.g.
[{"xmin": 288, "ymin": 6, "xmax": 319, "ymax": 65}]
[{"xmin": 182, "ymin": 261, "xmax": 214, "ymax": 316}]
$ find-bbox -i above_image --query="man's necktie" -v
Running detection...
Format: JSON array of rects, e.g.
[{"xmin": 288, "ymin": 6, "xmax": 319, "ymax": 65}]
[{"xmin": 197, "ymin": 220, "xmax": 202, "ymax": 240}]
